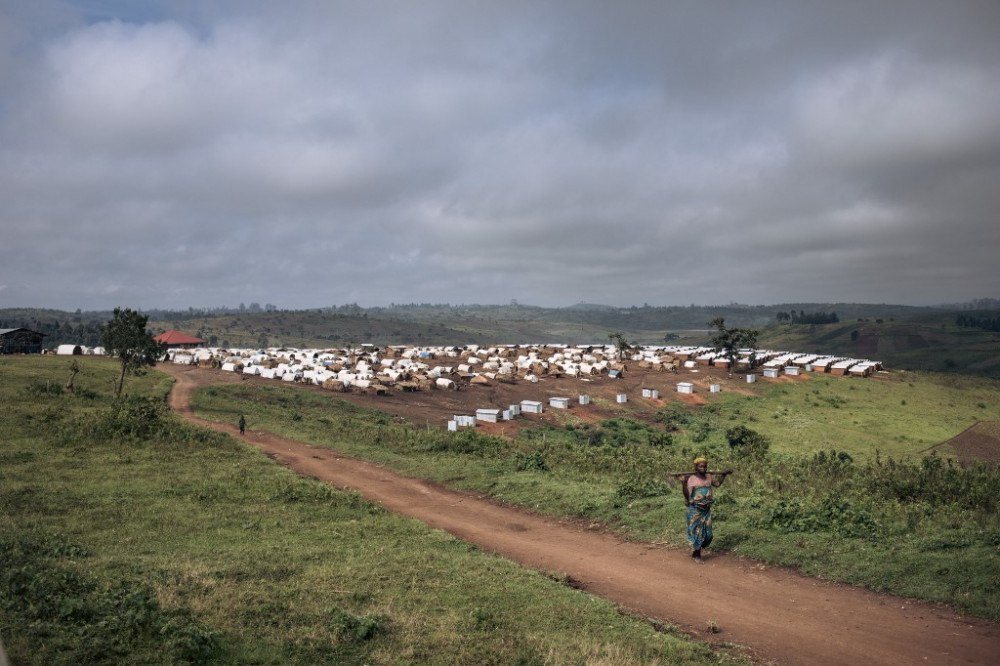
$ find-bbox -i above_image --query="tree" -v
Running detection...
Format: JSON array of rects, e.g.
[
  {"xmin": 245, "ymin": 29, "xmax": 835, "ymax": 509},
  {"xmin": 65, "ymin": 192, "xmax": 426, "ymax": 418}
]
[
  {"xmin": 101, "ymin": 307, "xmax": 165, "ymax": 398},
  {"xmin": 710, "ymin": 317, "xmax": 759, "ymax": 379},
  {"xmin": 65, "ymin": 358, "xmax": 81, "ymax": 394},
  {"xmin": 608, "ymin": 332, "xmax": 632, "ymax": 360}
]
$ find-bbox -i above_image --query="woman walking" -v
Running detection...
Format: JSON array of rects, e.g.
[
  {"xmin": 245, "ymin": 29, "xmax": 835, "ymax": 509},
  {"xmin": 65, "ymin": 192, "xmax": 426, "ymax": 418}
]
[{"xmin": 682, "ymin": 457, "xmax": 731, "ymax": 562}]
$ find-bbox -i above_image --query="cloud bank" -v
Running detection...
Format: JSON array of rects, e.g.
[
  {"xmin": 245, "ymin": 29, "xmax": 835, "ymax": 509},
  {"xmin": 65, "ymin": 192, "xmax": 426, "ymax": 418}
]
[{"xmin": 1, "ymin": 1, "xmax": 998, "ymax": 309}]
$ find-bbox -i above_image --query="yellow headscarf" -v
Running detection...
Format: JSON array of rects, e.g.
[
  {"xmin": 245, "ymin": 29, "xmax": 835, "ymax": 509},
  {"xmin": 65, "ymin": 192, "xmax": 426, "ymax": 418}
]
[{"xmin": 693, "ymin": 456, "xmax": 708, "ymax": 466}]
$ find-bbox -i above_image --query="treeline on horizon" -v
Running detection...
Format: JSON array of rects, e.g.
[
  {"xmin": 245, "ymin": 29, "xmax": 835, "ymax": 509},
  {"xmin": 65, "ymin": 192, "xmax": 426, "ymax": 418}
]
[
  {"xmin": 775, "ymin": 310, "xmax": 840, "ymax": 324},
  {"xmin": 956, "ymin": 311, "xmax": 1000, "ymax": 332},
  {"xmin": 0, "ymin": 299, "xmax": 993, "ymax": 348}
]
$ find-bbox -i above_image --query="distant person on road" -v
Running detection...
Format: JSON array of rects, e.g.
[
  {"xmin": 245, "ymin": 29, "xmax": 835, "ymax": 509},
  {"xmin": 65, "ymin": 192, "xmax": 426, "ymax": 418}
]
[
  {"xmin": 682, "ymin": 457, "xmax": 732, "ymax": 562},
  {"xmin": 238, "ymin": 414, "xmax": 246, "ymax": 436}
]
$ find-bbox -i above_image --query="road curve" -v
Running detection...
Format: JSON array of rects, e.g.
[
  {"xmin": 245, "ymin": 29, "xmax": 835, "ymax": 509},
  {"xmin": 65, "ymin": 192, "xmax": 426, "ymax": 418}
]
[{"xmin": 163, "ymin": 364, "xmax": 1000, "ymax": 665}]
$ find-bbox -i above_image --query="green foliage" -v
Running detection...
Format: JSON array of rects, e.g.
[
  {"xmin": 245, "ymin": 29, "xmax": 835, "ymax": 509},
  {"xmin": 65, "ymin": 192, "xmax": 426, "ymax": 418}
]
[
  {"xmin": 614, "ymin": 477, "xmax": 671, "ymax": 507},
  {"xmin": 655, "ymin": 403, "xmax": 692, "ymax": 431},
  {"xmin": 514, "ymin": 451, "xmax": 549, "ymax": 472},
  {"xmin": 710, "ymin": 317, "xmax": 759, "ymax": 372},
  {"xmin": 23, "ymin": 379, "xmax": 64, "ymax": 397},
  {"xmin": 0, "ymin": 531, "xmax": 219, "ymax": 663},
  {"xmin": 725, "ymin": 426, "xmax": 770, "ymax": 457},
  {"xmin": 607, "ymin": 332, "xmax": 632, "ymax": 358},
  {"xmin": 326, "ymin": 607, "xmax": 384, "ymax": 642},
  {"xmin": 101, "ymin": 307, "xmax": 166, "ymax": 398},
  {"xmin": 426, "ymin": 429, "xmax": 509, "ymax": 457}
]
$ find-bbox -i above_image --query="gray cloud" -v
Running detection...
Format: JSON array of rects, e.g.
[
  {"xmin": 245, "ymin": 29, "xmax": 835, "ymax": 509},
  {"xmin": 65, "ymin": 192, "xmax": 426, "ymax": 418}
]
[{"xmin": 1, "ymin": 0, "xmax": 998, "ymax": 310}]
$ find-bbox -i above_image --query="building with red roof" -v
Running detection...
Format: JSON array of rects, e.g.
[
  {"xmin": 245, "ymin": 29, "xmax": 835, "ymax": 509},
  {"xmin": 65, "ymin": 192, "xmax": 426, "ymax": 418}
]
[{"xmin": 154, "ymin": 330, "xmax": 205, "ymax": 349}]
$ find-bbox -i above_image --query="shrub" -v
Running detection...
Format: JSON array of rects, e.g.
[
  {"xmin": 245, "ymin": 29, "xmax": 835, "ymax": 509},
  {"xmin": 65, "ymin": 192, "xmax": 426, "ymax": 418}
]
[
  {"xmin": 98, "ymin": 396, "xmax": 166, "ymax": 439},
  {"xmin": 654, "ymin": 404, "xmax": 692, "ymax": 431},
  {"xmin": 613, "ymin": 477, "xmax": 671, "ymax": 507},
  {"xmin": 725, "ymin": 425, "xmax": 769, "ymax": 457},
  {"xmin": 327, "ymin": 607, "xmax": 384, "ymax": 642},
  {"xmin": 423, "ymin": 430, "xmax": 508, "ymax": 457},
  {"xmin": 515, "ymin": 451, "xmax": 549, "ymax": 472},
  {"xmin": 22, "ymin": 380, "xmax": 64, "ymax": 397}
]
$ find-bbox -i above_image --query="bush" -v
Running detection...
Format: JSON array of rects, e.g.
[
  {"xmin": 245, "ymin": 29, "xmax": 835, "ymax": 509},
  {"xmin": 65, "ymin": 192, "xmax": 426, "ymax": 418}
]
[
  {"xmin": 98, "ymin": 396, "xmax": 166, "ymax": 439},
  {"xmin": 423, "ymin": 430, "xmax": 508, "ymax": 457},
  {"xmin": 22, "ymin": 380, "xmax": 64, "ymax": 397},
  {"xmin": 655, "ymin": 404, "xmax": 692, "ymax": 431},
  {"xmin": 725, "ymin": 425, "xmax": 769, "ymax": 457},
  {"xmin": 514, "ymin": 451, "xmax": 549, "ymax": 472},
  {"xmin": 614, "ymin": 477, "xmax": 671, "ymax": 507},
  {"xmin": 327, "ymin": 607, "xmax": 384, "ymax": 642}
]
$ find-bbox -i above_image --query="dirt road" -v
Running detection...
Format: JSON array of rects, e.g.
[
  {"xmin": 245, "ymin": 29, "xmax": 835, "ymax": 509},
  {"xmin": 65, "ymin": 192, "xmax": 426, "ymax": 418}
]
[{"xmin": 164, "ymin": 365, "xmax": 1000, "ymax": 664}]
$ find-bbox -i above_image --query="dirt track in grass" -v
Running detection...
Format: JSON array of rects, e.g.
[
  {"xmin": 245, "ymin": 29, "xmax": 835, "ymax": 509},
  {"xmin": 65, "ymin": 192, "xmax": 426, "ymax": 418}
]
[{"xmin": 163, "ymin": 364, "xmax": 1000, "ymax": 665}]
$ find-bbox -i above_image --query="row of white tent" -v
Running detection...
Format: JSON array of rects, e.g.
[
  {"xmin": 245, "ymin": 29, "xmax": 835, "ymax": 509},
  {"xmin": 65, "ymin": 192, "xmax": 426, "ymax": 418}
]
[
  {"xmin": 657, "ymin": 346, "xmax": 882, "ymax": 377},
  {"xmin": 55, "ymin": 344, "xmax": 105, "ymax": 356},
  {"xmin": 164, "ymin": 342, "xmax": 882, "ymax": 388}
]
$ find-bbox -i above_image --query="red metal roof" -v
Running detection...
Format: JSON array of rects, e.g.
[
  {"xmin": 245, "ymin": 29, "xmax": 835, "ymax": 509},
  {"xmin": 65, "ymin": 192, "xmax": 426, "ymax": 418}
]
[{"xmin": 154, "ymin": 330, "xmax": 205, "ymax": 345}]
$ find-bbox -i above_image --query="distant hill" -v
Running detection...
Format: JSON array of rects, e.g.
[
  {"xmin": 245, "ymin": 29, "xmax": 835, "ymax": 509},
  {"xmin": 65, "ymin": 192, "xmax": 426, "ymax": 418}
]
[
  {"xmin": 757, "ymin": 312, "xmax": 1000, "ymax": 378},
  {"xmin": 3, "ymin": 302, "xmax": 997, "ymax": 377}
]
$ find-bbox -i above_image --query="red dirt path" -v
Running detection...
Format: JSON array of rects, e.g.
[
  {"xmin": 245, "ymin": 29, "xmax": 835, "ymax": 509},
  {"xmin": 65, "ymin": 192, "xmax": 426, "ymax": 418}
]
[{"xmin": 163, "ymin": 365, "xmax": 1000, "ymax": 665}]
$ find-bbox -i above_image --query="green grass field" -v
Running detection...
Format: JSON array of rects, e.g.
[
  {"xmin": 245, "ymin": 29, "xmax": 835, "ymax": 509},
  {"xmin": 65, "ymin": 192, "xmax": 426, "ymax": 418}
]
[
  {"xmin": 713, "ymin": 371, "xmax": 1000, "ymax": 459},
  {"xmin": 0, "ymin": 356, "xmax": 737, "ymax": 664},
  {"xmin": 189, "ymin": 369, "xmax": 1000, "ymax": 620}
]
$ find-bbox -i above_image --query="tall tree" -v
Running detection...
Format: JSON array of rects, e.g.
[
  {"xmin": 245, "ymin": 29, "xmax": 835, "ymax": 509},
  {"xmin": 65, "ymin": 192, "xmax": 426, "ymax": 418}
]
[
  {"xmin": 710, "ymin": 317, "xmax": 759, "ymax": 379},
  {"xmin": 101, "ymin": 307, "xmax": 165, "ymax": 398},
  {"xmin": 607, "ymin": 332, "xmax": 632, "ymax": 360}
]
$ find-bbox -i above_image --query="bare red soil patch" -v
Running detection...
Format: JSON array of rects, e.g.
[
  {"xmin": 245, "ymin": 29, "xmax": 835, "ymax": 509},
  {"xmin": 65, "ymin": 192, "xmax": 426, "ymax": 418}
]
[{"xmin": 938, "ymin": 421, "xmax": 1000, "ymax": 464}]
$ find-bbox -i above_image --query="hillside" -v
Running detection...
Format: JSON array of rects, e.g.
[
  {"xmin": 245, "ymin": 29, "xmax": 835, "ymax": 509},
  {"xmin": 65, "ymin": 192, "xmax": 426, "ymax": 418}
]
[
  {"xmin": 4, "ymin": 303, "xmax": 997, "ymax": 376},
  {"xmin": 758, "ymin": 313, "xmax": 1000, "ymax": 378}
]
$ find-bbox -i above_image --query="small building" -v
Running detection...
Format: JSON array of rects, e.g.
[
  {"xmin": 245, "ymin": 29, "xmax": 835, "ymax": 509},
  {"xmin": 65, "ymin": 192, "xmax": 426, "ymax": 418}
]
[
  {"xmin": 447, "ymin": 420, "xmax": 458, "ymax": 431},
  {"xmin": 0, "ymin": 328, "xmax": 47, "ymax": 354},
  {"xmin": 154, "ymin": 330, "xmax": 205, "ymax": 349},
  {"xmin": 709, "ymin": 384, "xmax": 721, "ymax": 393},
  {"xmin": 641, "ymin": 388, "xmax": 659, "ymax": 399},
  {"xmin": 784, "ymin": 366, "xmax": 800, "ymax": 376},
  {"xmin": 454, "ymin": 415, "xmax": 477, "ymax": 427},
  {"xmin": 763, "ymin": 368, "xmax": 779, "ymax": 378},
  {"xmin": 746, "ymin": 374, "xmax": 757, "ymax": 383},
  {"xmin": 830, "ymin": 360, "xmax": 857, "ymax": 376},
  {"xmin": 476, "ymin": 408, "xmax": 500, "ymax": 423},
  {"xmin": 578, "ymin": 394, "xmax": 591, "ymax": 405},
  {"xmin": 616, "ymin": 393, "xmax": 628, "ymax": 404},
  {"xmin": 549, "ymin": 397, "xmax": 570, "ymax": 409},
  {"xmin": 502, "ymin": 410, "xmax": 513, "ymax": 421},
  {"xmin": 56, "ymin": 344, "xmax": 82, "ymax": 355},
  {"xmin": 509, "ymin": 404, "xmax": 522, "ymax": 416},
  {"xmin": 849, "ymin": 363, "xmax": 876, "ymax": 377},
  {"xmin": 677, "ymin": 382, "xmax": 694, "ymax": 394},
  {"xmin": 521, "ymin": 400, "xmax": 544, "ymax": 414}
]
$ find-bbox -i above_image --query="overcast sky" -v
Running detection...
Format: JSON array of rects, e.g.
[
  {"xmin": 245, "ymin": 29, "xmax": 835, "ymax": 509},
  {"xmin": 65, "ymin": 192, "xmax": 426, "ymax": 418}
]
[{"xmin": 1, "ymin": 1, "xmax": 998, "ymax": 310}]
